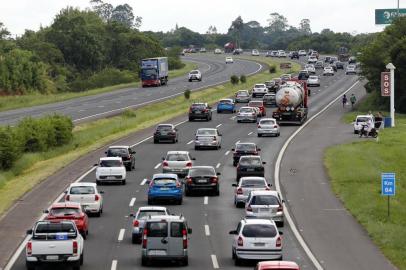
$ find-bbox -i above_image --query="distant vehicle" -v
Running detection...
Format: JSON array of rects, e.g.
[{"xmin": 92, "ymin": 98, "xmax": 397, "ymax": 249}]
[
  {"xmin": 199, "ymin": 48, "xmax": 206, "ymax": 53},
  {"xmin": 263, "ymin": 93, "xmax": 277, "ymax": 107},
  {"xmin": 330, "ymin": 56, "xmax": 338, "ymax": 63},
  {"xmin": 162, "ymin": 151, "xmax": 195, "ymax": 177},
  {"xmin": 304, "ymin": 64, "xmax": 316, "ymax": 74},
  {"xmin": 298, "ymin": 50, "xmax": 307, "ymax": 56},
  {"xmin": 248, "ymin": 100, "xmax": 266, "ymax": 117},
  {"xmin": 264, "ymin": 80, "xmax": 276, "ymax": 92},
  {"xmin": 188, "ymin": 70, "xmax": 202, "ymax": 82},
  {"xmin": 214, "ymin": 48, "xmax": 222, "ymax": 54},
  {"xmin": 280, "ymin": 74, "xmax": 292, "ymax": 82},
  {"xmin": 252, "ymin": 83, "xmax": 268, "ymax": 97},
  {"xmin": 217, "ymin": 98, "xmax": 236, "ymax": 113},
  {"xmin": 353, "ymin": 115, "xmax": 375, "ymax": 134},
  {"xmin": 265, "ymin": 51, "xmax": 273, "ymax": 57},
  {"xmin": 141, "ymin": 215, "xmax": 192, "ymax": 266},
  {"xmin": 257, "ymin": 118, "xmax": 280, "ymax": 137},
  {"xmin": 232, "ymin": 176, "xmax": 270, "ymax": 207},
  {"xmin": 338, "ymin": 46, "xmax": 350, "ymax": 62},
  {"xmin": 185, "ymin": 166, "xmax": 221, "ymax": 196},
  {"xmin": 315, "ymin": 61, "xmax": 324, "ymax": 69},
  {"xmin": 290, "ymin": 51, "xmax": 299, "ymax": 59},
  {"xmin": 225, "ymin": 57, "xmax": 234, "ymax": 64},
  {"xmin": 233, "ymin": 48, "xmax": 243, "ymax": 55},
  {"xmin": 323, "ymin": 66, "xmax": 334, "ymax": 76},
  {"xmin": 237, "ymin": 107, "xmax": 257, "ymax": 123},
  {"xmin": 131, "ymin": 206, "xmax": 169, "ymax": 244},
  {"xmin": 251, "ymin": 49, "xmax": 260, "ymax": 56},
  {"xmin": 236, "ymin": 155, "xmax": 266, "ymax": 181},
  {"xmin": 194, "ymin": 128, "xmax": 222, "ymax": 150},
  {"xmin": 308, "ymin": 56, "xmax": 317, "ymax": 64},
  {"xmin": 229, "ymin": 219, "xmax": 282, "ymax": 265},
  {"xmin": 256, "ymin": 261, "xmax": 300, "ymax": 270},
  {"xmin": 232, "ymin": 142, "xmax": 260, "ymax": 166},
  {"xmin": 188, "ymin": 102, "xmax": 212, "ymax": 121},
  {"xmin": 271, "ymin": 51, "xmax": 279, "ymax": 57},
  {"xmin": 278, "ymin": 50, "xmax": 287, "ymax": 58},
  {"xmin": 298, "ymin": 70, "xmax": 310, "ymax": 80},
  {"xmin": 153, "ymin": 124, "xmax": 178, "ymax": 144},
  {"xmin": 235, "ymin": 90, "xmax": 251, "ymax": 103},
  {"xmin": 65, "ymin": 182, "xmax": 104, "ymax": 217},
  {"xmin": 95, "ymin": 157, "xmax": 127, "ymax": 185},
  {"xmin": 335, "ymin": 61, "xmax": 344, "ymax": 69},
  {"xmin": 147, "ymin": 173, "xmax": 183, "ymax": 205},
  {"xmin": 245, "ymin": 190, "xmax": 284, "ymax": 226},
  {"xmin": 26, "ymin": 220, "xmax": 84, "ymax": 270},
  {"xmin": 224, "ymin": 42, "xmax": 235, "ymax": 53},
  {"xmin": 105, "ymin": 145, "xmax": 135, "ymax": 171},
  {"xmin": 346, "ymin": 64, "xmax": 357, "ymax": 75},
  {"xmin": 310, "ymin": 51, "xmax": 319, "ymax": 58},
  {"xmin": 324, "ymin": 56, "xmax": 332, "ymax": 63},
  {"xmin": 349, "ymin": 56, "xmax": 357, "ymax": 64},
  {"xmin": 141, "ymin": 57, "xmax": 168, "ymax": 87},
  {"xmin": 307, "ymin": 75, "xmax": 320, "ymax": 87}
]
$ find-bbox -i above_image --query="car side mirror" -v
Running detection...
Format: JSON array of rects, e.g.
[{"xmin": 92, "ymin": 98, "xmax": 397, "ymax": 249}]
[
  {"xmin": 229, "ymin": 230, "xmax": 237, "ymax": 235},
  {"xmin": 262, "ymin": 161, "xmax": 267, "ymax": 165},
  {"xmin": 282, "ymin": 199, "xmax": 285, "ymax": 203},
  {"xmin": 162, "ymin": 157, "xmax": 165, "ymax": 160},
  {"xmin": 188, "ymin": 228, "xmax": 193, "ymax": 234},
  {"xmin": 43, "ymin": 209, "xmax": 49, "ymax": 214},
  {"xmin": 99, "ymin": 191, "xmax": 105, "ymax": 194},
  {"xmin": 216, "ymin": 172, "xmax": 221, "ymax": 176},
  {"xmin": 192, "ymin": 157, "xmax": 196, "ymax": 160},
  {"xmin": 219, "ymin": 133, "xmax": 222, "ymax": 136},
  {"xmin": 64, "ymin": 190, "xmax": 68, "ymax": 194},
  {"xmin": 257, "ymin": 148, "xmax": 261, "ymax": 151},
  {"xmin": 26, "ymin": 229, "xmax": 33, "ymax": 235},
  {"xmin": 94, "ymin": 163, "xmax": 98, "ymax": 166},
  {"xmin": 104, "ymin": 151, "xmax": 107, "ymax": 154},
  {"xmin": 146, "ymin": 179, "xmax": 151, "ymax": 184},
  {"xmin": 268, "ymin": 183, "xmax": 272, "ymax": 187},
  {"xmin": 231, "ymin": 148, "xmax": 235, "ymax": 151},
  {"xmin": 279, "ymin": 231, "xmax": 284, "ymax": 235},
  {"xmin": 232, "ymin": 184, "xmax": 237, "ymax": 187},
  {"xmin": 129, "ymin": 213, "xmax": 135, "ymax": 217}
]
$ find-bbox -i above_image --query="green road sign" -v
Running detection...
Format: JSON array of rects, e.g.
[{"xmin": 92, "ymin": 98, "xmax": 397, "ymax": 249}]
[{"xmin": 375, "ymin": 9, "xmax": 406, "ymax": 24}]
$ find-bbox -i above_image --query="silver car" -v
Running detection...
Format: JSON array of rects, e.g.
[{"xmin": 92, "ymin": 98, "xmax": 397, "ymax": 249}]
[
  {"xmin": 162, "ymin": 151, "xmax": 195, "ymax": 177},
  {"xmin": 304, "ymin": 64, "xmax": 316, "ymax": 74},
  {"xmin": 257, "ymin": 118, "xmax": 280, "ymax": 137},
  {"xmin": 232, "ymin": 177, "xmax": 271, "ymax": 207},
  {"xmin": 245, "ymin": 190, "xmax": 284, "ymax": 227},
  {"xmin": 237, "ymin": 107, "xmax": 257, "ymax": 123},
  {"xmin": 323, "ymin": 66, "xmax": 334, "ymax": 76},
  {"xmin": 346, "ymin": 64, "xmax": 357, "ymax": 75},
  {"xmin": 235, "ymin": 90, "xmax": 251, "ymax": 103},
  {"xmin": 307, "ymin": 75, "xmax": 320, "ymax": 87},
  {"xmin": 194, "ymin": 128, "xmax": 222, "ymax": 150},
  {"xmin": 131, "ymin": 206, "xmax": 169, "ymax": 244}
]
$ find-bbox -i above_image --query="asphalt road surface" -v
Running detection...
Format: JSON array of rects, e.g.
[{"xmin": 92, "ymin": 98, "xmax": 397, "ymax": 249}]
[
  {"xmin": 0, "ymin": 55, "xmax": 264, "ymax": 126},
  {"xmin": 6, "ymin": 60, "xmax": 362, "ymax": 270}
]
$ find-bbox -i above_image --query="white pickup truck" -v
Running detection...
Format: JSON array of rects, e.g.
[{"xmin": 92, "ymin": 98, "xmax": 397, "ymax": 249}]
[{"xmin": 26, "ymin": 220, "xmax": 84, "ymax": 270}]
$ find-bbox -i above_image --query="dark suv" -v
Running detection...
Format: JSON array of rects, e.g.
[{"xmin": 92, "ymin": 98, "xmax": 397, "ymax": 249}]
[
  {"xmin": 106, "ymin": 146, "xmax": 136, "ymax": 171},
  {"xmin": 185, "ymin": 166, "xmax": 220, "ymax": 196},
  {"xmin": 290, "ymin": 51, "xmax": 299, "ymax": 59},
  {"xmin": 232, "ymin": 143, "xmax": 260, "ymax": 166},
  {"xmin": 188, "ymin": 103, "xmax": 212, "ymax": 121},
  {"xmin": 153, "ymin": 124, "xmax": 178, "ymax": 143},
  {"xmin": 236, "ymin": 156, "xmax": 266, "ymax": 181}
]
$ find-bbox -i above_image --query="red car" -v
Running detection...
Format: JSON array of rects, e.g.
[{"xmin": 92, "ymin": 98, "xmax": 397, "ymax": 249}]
[
  {"xmin": 255, "ymin": 261, "xmax": 300, "ymax": 270},
  {"xmin": 44, "ymin": 202, "xmax": 89, "ymax": 239},
  {"xmin": 249, "ymin": 100, "xmax": 266, "ymax": 116}
]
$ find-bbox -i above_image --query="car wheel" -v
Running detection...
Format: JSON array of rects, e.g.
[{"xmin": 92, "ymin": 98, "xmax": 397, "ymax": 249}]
[
  {"xmin": 26, "ymin": 262, "xmax": 35, "ymax": 270},
  {"xmin": 96, "ymin": 180, "xmax": 101, "ymax": 185},
  {"xmin": 95, "ymin": 209, "xmax": 101, "ymax": 217},
  {"xmin": 132, "ymin": 234, "xmax": 137, "ymax": 244},
  {"xmin": 122, "ymin": 180, "xmax": 126, "ymax": 185},
  {"xmin": 235, "ymin": 257, "xmax": 242, "ymax": 266},
  {"xmin": 177, "ymin": 199, "xmax": 183, "ymax": 205},
  {"xmin": 141, "ymin": 257, "xmax": 149, "ymax": 266},
  {"xmin": 194, "ymin": 146, "xmax": 199, "ymax": 150},
  {"xmin": 278, "ymin": 221, "xmax": 284, "ymax": 227},
  {"xmin": 237, "ymin": 120, "xmax": 241, "ymax": 123},
  {"xmin": 215, "ymin": 186, "xmax": 220, "ymax": 196},
  {"xmin": 233, "ymin": 161, "xmax": 237, "ymax": 167},
  {"xmin": 72, "ymin": 264, "xmax": 80, "ymax": 270},
  {"xmin": 188, "ymin": 79, "xmax": 192, "ymax": 82},
  {"xmin": 127, "ymin": 165, "xmax": 132, "ymax": 171},
  {"xmin": 232, "ymin": 249, "xmax": 236, "ymax": 259},
  {"xmin": 182, "ymin": 257, "xmax": 188, "ymax": 266},
  {"xmin": 258, "ymin": 133, "xmax": 262, "ymax": 137},
  {"xmin": 80, "ymin": 253, "xmax": 84, "ymax": 265},
  {"xmin": 354, "ymin": 130, "xmax": 358, "ymax": 134},
  {"xmin": 153, "ymin": 139, "xmax": 158, "ymax": 144},
  {"xmin": 81, "ymin": 231, "xmax": 87, "ymax": 240},
  {"xmin": 189, "ymin": 117, "xmax": 193, "ymax": 121}
]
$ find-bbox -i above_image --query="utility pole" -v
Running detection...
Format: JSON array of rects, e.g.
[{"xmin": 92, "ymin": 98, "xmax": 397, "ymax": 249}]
[{"xmin": 386, "ymin": 63, "xmax": 396, "ymax": 127}]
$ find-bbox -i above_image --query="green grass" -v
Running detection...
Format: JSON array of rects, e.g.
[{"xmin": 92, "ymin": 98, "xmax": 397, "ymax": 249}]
[
  {"xmin": 0, "ymin": 57, "xmax": 300, "ymax": 216},
  {"xmin": 325, "ymin": 114, "xmax": 406, "ymax": 269},
  {"xmin": 0, "ymin": 62, "xmax": 196, "ymax": 112}
]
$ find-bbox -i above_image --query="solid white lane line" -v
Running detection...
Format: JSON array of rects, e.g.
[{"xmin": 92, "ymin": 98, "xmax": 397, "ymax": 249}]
[
  {"xmin": 211, "ymin": 254, "xmax": 219, "ymax": 269},
  {"xmin": 111, "ymin": 260, "xmax": 118, "ymax": 270},
  {"xmin": 216, "ymin": 124, "xmax": 222, "ymax": 128},
  {"xmin": 154, "ymin": 163, "xmax": 161, "ymax": 169},
  {"xmin": 216, "ymin": 163, "xmax": 221, "ymax": 169},
  {"xmin": 129, "ymin": 197, "xmax": 136, "ymax": 207},
  {"xmin": 225, "ymin": 150, "xmax": 230, "ymax": 156},
  {"xmin": 248, "ymin": 132, "xmax": 253, "ymax": 135},
  {"xmin": 205, "ymin": 225, "xmax": 210, "ymax": 236},
  {"xmin": 204, "ymin": 196, "xmax": 208, "ymax": 205},
  {"xmin": 118, "ymin": 229, "xmax": 125, "ymax": 241},
  {"xmin": 140, "ymin": 178, "xmax": 148, "ymax": 185},
  {"xmin": 187, "ymin": 140, "xmax": 194, "ymax": 145}
]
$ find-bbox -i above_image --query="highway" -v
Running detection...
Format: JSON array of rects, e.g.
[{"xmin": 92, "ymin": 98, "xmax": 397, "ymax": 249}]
[
  {"xmin": 5, "ymin": 57, "xmax": 361, "ymax": 270},
  {"xmin": 0, "ymin": 55, "xmax": 264, "ymax": 126}
]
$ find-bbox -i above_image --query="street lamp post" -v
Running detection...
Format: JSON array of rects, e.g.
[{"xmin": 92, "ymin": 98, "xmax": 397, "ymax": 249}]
[{"xmin": 386, "ymin": 63, "xmax": 396, "ymax": 127}]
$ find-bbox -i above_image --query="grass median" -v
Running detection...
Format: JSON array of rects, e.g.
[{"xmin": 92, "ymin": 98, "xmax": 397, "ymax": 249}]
[
  {"xmin": 325, "ymin": 114, "xmax": 406, "ymax": 269},
  {"xmin": 0, "ymin": 62, "xmax": 196, "ymax": 113},
  {"xmin": 0, "ymin": 57, "xmax": 300, "ymax": 216}
]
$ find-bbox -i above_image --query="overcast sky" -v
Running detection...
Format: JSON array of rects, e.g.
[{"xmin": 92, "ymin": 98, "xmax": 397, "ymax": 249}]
[{"xmin": 1, "ymin": 0, "xmax": 402, "ymax": 36}]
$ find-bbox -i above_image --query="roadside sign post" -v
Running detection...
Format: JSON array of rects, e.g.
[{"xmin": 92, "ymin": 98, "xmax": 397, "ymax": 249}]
[
  {"xmin": 386, "ymin": 63, "xmax": 396, "ymax": 127},
  {"xmin": 381, "ymin": 173, "xmax": 396, "ymax": 218}
]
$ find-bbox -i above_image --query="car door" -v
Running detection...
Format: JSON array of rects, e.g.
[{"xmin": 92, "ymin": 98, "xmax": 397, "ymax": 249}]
[
  {"xmin": 168, "ymin": 221, "xmax": 185, "ymax": 256},
  {"xmin": 146, "ymin": 221, "xmax": 169, "ymax": 256}
]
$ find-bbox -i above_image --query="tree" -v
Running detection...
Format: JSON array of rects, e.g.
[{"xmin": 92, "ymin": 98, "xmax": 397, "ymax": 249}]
[
  {"xmin": 228, "ymin": 16, "xmax": 244, "ymax": 48},
  {"xmin": 90, "ymin": 0, "xmax": 142, "ymax": 28},
  {"xmin": 90, "ymin": 0, "xmax": 113, "ymax": 22},
  {"xmin": 267, "ymin": 13, "xmax": 288, "ymax": 32},
  {"xmin": 299, "ymin": 19, "xmax": 311, "ymax": 34},
  {"xmin": 0, "ymin": 22, "xmax": 10, "ymax": 40},
  {"xmin": 206, "ymin": 25, "xmax": 218, "ymax": 35}
]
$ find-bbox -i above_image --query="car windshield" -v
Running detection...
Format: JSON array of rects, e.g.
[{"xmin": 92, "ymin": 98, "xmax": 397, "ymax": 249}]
[
  {"xmin": 70, "ymin": 186, "xmax": 95, "ymax": 195},
  {"xmin": 242, "ymin": 224, "xmax": 277, "ymax": 238},
  {"xmin": 236, "ymin": 143, "xmax": 256, "ymax": 151},
  {"xmin": 157, "ymin": 125, "xmax": 172, "ymax": 131},
  {"xmin": 153, "ymin": 178, "xmax": 177, "ymax": 185},
  {"xmin": 100, "ymin": 160, "xmax": 122, "ymax": 167},
  {"xmin": 260, "ymin": 120, "xmax": 276, "ymax": 125},
  {"xmin": 137, "ymin": 210, "xmax": 166, "ymax": 219},
  {"xmin": 166, "ymin": 153, "xmax": 189, "ymax": 161},
  {"xmin": 241, "ymin": 179, "xmax": 266, "ymax": 187},
  {"xmin": 251, "ymin": 195, "xmax": 279, "ymax": 205},
  {"xmin": 219, "ymin": 99, "xmax": 232, "ymax": 104},
  {"xmin": 107, "ymin": 148, "xmax": 128, "ymax": 157},
  {"xmin": 49, "ymin": 207, "xmax": 80, "ymax": 216},
  {"xmin": 239, "ymin": 157, "xmax": 262, "ymax": 166},
  {"xmin": 197, "ymin": 129, "xmax": 216, "ymax": 135},
  {"xmin": 141, "ymin": 68, "xmax": 157, "ymax": 79},
  {"xmin": 249, "ymin": 101, "xmax": 263, "ymax": 107},
  {"xmin": 189, "ymin": 167, "xmax": 215, "ymax": 177},
  {"xmin": 240, "ymin": 108, "xmax": 254, "ymax": 113}
]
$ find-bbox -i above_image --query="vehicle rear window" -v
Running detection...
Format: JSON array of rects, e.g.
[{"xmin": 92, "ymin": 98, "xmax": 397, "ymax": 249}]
[
  {"xmin": 249, "ymin": 101, "xmax": 263, "ymax": 107},
  {"xmin": 166, "ymin": 153, "xmax": 189, "ymax": 161},
  {"xmin": 188, "ymin": 167, "xmax": 215, "ymax": 177},
  {"xmin": 255, "ymin": 84, "xmax": 265, "ymax": 88},
  {"xmin": 239, "ymin": 157, "xmax": 262, "ymax": 166},
  {"xmin": 309, "ymin": 76, "xmax": 318, "ymax": 80},
  {"xmin": 259, "ymin": 120, "xmax": 276, "ymax": 125},
  {"xmin": 147, "ymin": 222, "xmax": 168, "ymax": 237},
  {"xmin": 191, "ymin": 104, "xmax": 205, "ymax": 109},
  {"xmin": 138, "ymin": 210, "xmax": 166, "ymax": 219},
  {"xmin": 356, "ymin": 117, "xmax": 370, "ymax": 123},
  {"xmin": 153, "ymin": 178, "xmax": 177, "ymax": 185},
  {"xmin": 239, "ymin": 108, "xmax": 254, "ymax": 113},
  {"xmin": 35, "ymin": 223, "xmax": 76, "ymax": 234},
  {"xmin": 241, "ymin": 179, "xmax": 266, "ymax": 187},
  {"xmin": 251, "ymin": 195, "xmax": 279, "ymax": 205},
  {"xmin": 70, "ymin": 186, "xmax": 95, "ymax": 195},
  {"xmin": 157, "ymin": 125, "xmax": 172, "ymax": 131},
  {"xmin": 237, "ymin": 91, "xmax": 248, "ymax": 96},
  {"xmin": 190, "ymin": 71, "xmax": 199, "ymax": 74},
  {"xmin": 100, "ymin": 160, "xmax": 122, "ymax": 167},
  {"xmin": 50, "ymin": 208, "xmax": 80, "ymax": 216},
  {"xmin": 242, "ymin": 224, "xmax": 277, "ymax": 238},
  {"xmin": 107, "ymin": 148, "xmax": 128, "ymax": 157},
  {"xmin": 197, "ymin": 129, "xmax": 216, "ymax": 135},
  {"xmin": 219, "ymin": 99, "xmax": 232, "ymax": 104},
  {"xmin": 236, "ymin": 143, "xmax": 256, "ymax": 151},
  {"xmin": 170, "ymin": 222, "xmax": 185, "ymax": 237}
]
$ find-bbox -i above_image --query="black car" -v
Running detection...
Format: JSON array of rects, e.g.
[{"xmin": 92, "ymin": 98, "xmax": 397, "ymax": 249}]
[
  {"xmin": 290, "ymin": 51, "xmax": 299, "ymax": 59},
  {"xmin": 298, "ymin": 70, "xmax": 310, "ymax": 80},
  {"xmin": 236, "ymin": 156, "xmax": 266, "ymax": 181},
  {"xmin": 263, "ymin": 94, "xmax": 276, "ymax": 108},
  {"xmin": 232, "ymin": 143, "xmax": 260, "ymax": 166},
  {"xmin": 153, "ymin": 124, "xmax": 178, "ymax": 143},
  {"xmin": 335, "ymin": 61, "xmax": 344, "ymax": 69},
  {"xmin": 331, "ymin": 63, "xmax": 338, "ymax": 72},
  {"xmin": 105, "ymin": 146, "xmax": 136, "ymax": 171},
  {"xmin": 185, "ymin": 166, "xmax": 220, "ymax": 196},
  {"xmin": 264, "ymin": 80, "xmax": 278, "ymax": 93},
  {"xmin": 188, "ymin": 103, "xmax": 212, "ymax": 121}
]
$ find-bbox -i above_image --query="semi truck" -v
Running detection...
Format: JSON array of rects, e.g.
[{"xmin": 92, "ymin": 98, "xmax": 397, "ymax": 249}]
[
  {"xmin": 272, "ymin": 79, "xmax": 308, "ymax": 125},
  {"xmin": 140, "ymin": 57, "xmax": 169, "ymax": 87}
]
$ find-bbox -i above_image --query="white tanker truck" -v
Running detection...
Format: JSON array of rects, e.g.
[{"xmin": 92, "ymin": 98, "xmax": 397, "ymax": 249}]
[{"xmin": 272, "ymin": 80, "xmax": 308, "ymax": 125}]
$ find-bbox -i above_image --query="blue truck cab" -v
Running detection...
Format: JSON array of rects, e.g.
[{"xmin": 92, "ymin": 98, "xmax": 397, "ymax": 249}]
[{"xmin": 141, "ymin": 57, "xmax": 169, "ymax": 87}]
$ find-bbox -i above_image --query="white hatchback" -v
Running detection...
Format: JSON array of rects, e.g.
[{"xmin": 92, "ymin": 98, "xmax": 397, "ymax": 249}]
[
  {"xmin": 252, "ymin": 84, "xmax": 268, "ymax": 98},
  {"xmin": 225, "ymin": 57, "xmax": 234, "ymax": 64},
  {"xmin": 95, "ymin": 157, "xmax": 127, "ymax": 185},
  {"xmin": 245, "ymin": 190, "xmax": 284, "ymax": 226},
  {"xmin": 65, "ymin": 182, "xmax": 103, "ymax": 216},
  {"xmin": 257, "ymin": 118, "xmax": 280, "ymax": 137},
  {"xmin": 162, "ymin": 151, "xmax": 195, "ymax": 177}
]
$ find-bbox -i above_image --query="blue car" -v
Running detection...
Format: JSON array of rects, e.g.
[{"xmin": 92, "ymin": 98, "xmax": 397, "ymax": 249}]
[
  {"xmin": 217, "ymin": 99, "xmax": 236, "ymax": 113},
  {"xmin": 147, "ymin": 173, "xmax": 183, "ymax": 205}
]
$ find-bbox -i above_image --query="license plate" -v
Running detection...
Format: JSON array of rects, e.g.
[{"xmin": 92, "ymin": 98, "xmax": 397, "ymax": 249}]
[
  {"xmin": 148, "ymin": 250, "xmax": 167, "ymax": 256},
  {"xmin": 246, "ymin": 168, "xmax": 255, "ymax": 172},
  {"xmin": 196, "ymin": 111, "xmax": 202, "ymax": 114},
  {"xmin": 46, "ymin": 255, "xmax": 59, "ymax": 261},
  {"xmin": 254, "ymin": 243, "xmax": 265, "ymax": 247},
  {"xmin": 160, "ymin": 187, "xmax": 169, "ymax": 190},
  {"xmin": 259, "ymin": 208, "xmax": 270, "ymax": 212},
  {"xmin": 197, "ymin": 179, "xmax": 207, "ymax": 183}
]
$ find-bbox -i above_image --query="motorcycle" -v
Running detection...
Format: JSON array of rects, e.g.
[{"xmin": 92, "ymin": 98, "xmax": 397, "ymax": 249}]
[{"xmin": 359, "ymin": 124, "xmax": 378, "ymax": 138}]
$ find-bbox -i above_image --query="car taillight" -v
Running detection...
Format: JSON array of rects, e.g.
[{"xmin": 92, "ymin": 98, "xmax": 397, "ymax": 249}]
[
  {"xmin": 189, "ymin": 108, "xmax": 192, "ymax": 113},
  {"xmin": 203, "ymin": 109, "xmax": 209, "ymax": 112},
  {"xmin": 73, "ymin": 240, "xmax": 78, "ymax": 256},
  {"xmin": 236, "ymin": 188, "xmax": 243, "ymax": 194},
  {"xmin": 26, "ymin": 241, "xmax": 32, "ymax": 256},
  {"xmin": 65, "ymin": 195, "xmax": 70, "ymax": 201},
  {"xmin": 182, "ymin": 229, "xmax": 188, "ymax": 249},
  {"xmin": 186, "ymin": 177, "xmax": 192, "ymax": 184},
  {"xmin": 246, "ymin": 205, "xmax": 252, "ymax": 212},
  {"xmin": 95, "ymin": 195, "xmax": 100, "ymax": 201},
  {"xmin": 276, "ymin": 236, "xmax": 282, "ymax": 247},
  {"xmin": 163, "ymin": 161, "xmax": 169, "ymax": 167},
  {"xmin": 176, "ymin": 182, "xmax": 182, "ymax": 188},
  {"xmin": 133, "ymin": 220, "xmax": 139, "ymax": 227},
  {"xmin": 237, "ymin": 236, "xmax": 244, "ymax": 246},
  {"xmin": 257, "ymin": 125, "xmax": 261, "ymax": 128},
  {"xmin": 278, "ymin": 204, "xmax": 283, "ymax": 212},
  {"xmin": 186, "ymin": 162, "xmax": 192, "ymax": 167},
  {"xmin": 142, "ymin": 229, "xmax": 148, "ymax": 248},
  {"xmin": 210, "ymin": 177, "xmax": 218, "ymax": 183},
  {"xmin": 213, "ymin": 136, "xmax": 217, "ymax": 141},
  {"xmin": 274, "ymin": 125, "xmax": 278, "ymax": 128}
]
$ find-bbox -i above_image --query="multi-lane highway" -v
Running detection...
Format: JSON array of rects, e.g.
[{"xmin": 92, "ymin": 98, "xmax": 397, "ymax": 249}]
[
  {"xmin": 5, "ymin": 57, "xmax": 361, "ymax": 270},
  {"xmin": 0, "ymin": 55, "xmax": 264, "ymax": 126}
]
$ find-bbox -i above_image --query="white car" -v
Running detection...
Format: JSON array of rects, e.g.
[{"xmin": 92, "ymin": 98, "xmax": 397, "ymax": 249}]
[
  {"xmin": 305, "ymin": 64, "xmax": 316, "ymax": 74},
  {"xmin": 257, "ymin": 118, "xmax": 280, "ymax": 137},
  {"xmin": 225, "ymin": 57, "xmax": 234, "ymax": 64},
  {"xmin": 162, "ymin": 151, "xmax": 195, "ymax": 177},
  {"xmin": 214, "ymin": 48, "xmax": 222, "ymax": 54},
  {"xmin": 232, "ymin": 177, "xmax": 271, "ymax": 207},
  {"xmin": 195, "ymin": 128, "xmax": 222, "ymax": 150},
  {"xmin": 353, "ymin": 115, "xmax": 375, "ymax": 134},
  {"xmin": 323, "ymin": 66, "xmax": 334, "ymax": 76},
  {"xmin": 308, "ymin": 56, "xmax": 317, "ymax": 64},
  {"xmin": 346, "ymin": 64, "xmax": 357, "ymax": 75},
  {"xmin": 252, "ymin": 83, "xmax": 268, "ymax": 97},
  {"xmin": 237, "ymin": 107, "xmax": 257, "ymax": 123},
  {"xmin": 307, "ymin": 75, "xmax": 320, "ymax": 87},
  {"xmin": 229, "ymin": 219, "xmax": 283, "ymax": 265},
  {"xmin": 251, "ymin": 49, "xmax": 260, "ymax": 56},
  {"xmin": 278, "ymin": 50, "xmax": 287, "ymax": 57},
  {"xmin": 298, "ymin": 50, "xmax": 307, "ymax": 56},
  {"xmin": 188, "ymin": 70, "xmax": 202, "ymax": 81},
  {"xmin": 95, "ymin": 157, "xmax": 127, "ymax": 185},
  {"xmin": 245, "ymin": 190, "xmax": 284, "ymax": 226},
  {"xmin": 131, "ymin": 206, "xmax": 169, "ymax": 244},
  {"xmin": 199, "ymin": 48, "xmax": 206, "ymax": 53},
  {"xmin": 65, "ymin": 182, "xmax": 103, "ymax": 216}
]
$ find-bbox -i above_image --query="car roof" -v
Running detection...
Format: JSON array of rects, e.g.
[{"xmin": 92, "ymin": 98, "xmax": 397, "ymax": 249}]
[
  {"xmin": 109, "ymin": 145, "xmax": 129, "ymax": 149},
  {"xmin": 190, "ymin": 70, "xmax": 200, "ymax": 72},
  {"xmin": 236, "ymin": 142, "xmax": 256, "ymax": 146},
  {"xmin": 167, "ymin": 151, "xmax": 189, "ymax": 155},
  {"xmin": 197, "ymin": 128, "xmax": 217, "ymax": 131},
  {"xmin": 257, "ymin": 261, "xmax": 300, "ymax": 269},
  {"xmin": 191, "ymin": 102, "xmax": 207, "ymax": 105},
  {"xmin": 356, "ymin": 115, "xmax": 373, "ymax": 118},
  {"xmin": 157, "ymin": 123, "xmax": 174, "ymax": 127},
  {"xmin": 146, "ymin": 215, "xmax": 185, "ymax": 222},
  {"xmin": 50, "ymin": 202, "xmax": 81, "ymax": 209},
  {"xmin": 242, "ymin": 218, "xmax": 274, "ymax": 225},
  {"xmin": 100, "ymin": 157, "xmax": 122, "ymax": 161},
  {"xmin": 240, "ymin": 176, "xmax": 266, "ymax": 181},
  {"xmin": 240, "ymin": 155, "xmax": 261, "ymax": 159},
  {"xmin": 152, "ymin": 173, "xmax": 178, "ymax": 180},
  {"xmin": 220, "ymin": 98, "xmax": 233, "ymax": 102},
  {"xmin": 259, "ymin": 118, "xmax": 277, "ymax": 122},
  {"xmin": 240, "ymin": 106, "xmax": 255, "ymax": 110},
  {"xmin": 250, "ymin": 190, "xmax": 279, "ymax": 196},
  {"xmin": 254, "ymin": 84, "xmax": 266, "ymax": 86},
  {"xmin": 190, "ymin": 165, "xmax": 215, "ymax": 170},
  {"xmin": 69, "ymin": 182, "xmax": 97, "ymax": 187},
  {"xmin": 138, "ymin": 206, "xmax": 167, "ymax": 212}
]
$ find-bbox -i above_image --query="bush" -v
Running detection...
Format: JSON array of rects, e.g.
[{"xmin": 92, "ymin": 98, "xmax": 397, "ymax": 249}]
[
  {"xmin": 16, "ymin": 117, "xmax": 50, "ymax": 152},
  {"xmin": 240, "ymin": 75, "xmax": 247, "ymax": 83},
  {"xmin": 230, "ymin": 75, "xmax": 239, "ymax": 85},
  {"xmin": 48, "ymin": 115, "xmax": 73, "ymax": 146},
  {"xmin": 168, "ymin": 57, "xmax": 185, "ymax": 70},
  {"xmin": 122, "ymin": 109, "xmax": 137, "ymax": 118},
  {"xmin": 269, "ymin": 65, "xmax": 276, "ymax": 73},
  {"xmin": 184, "ymin": 89, "xmax": 191, "ymax": 99},
  {"xmin": 0, "ymin": 127, "xmax": 21, "ymax": 170}
]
